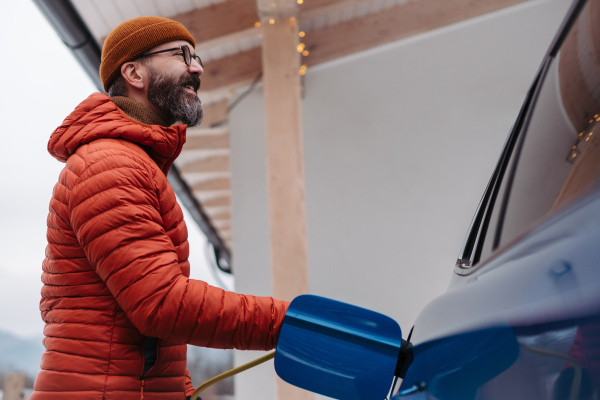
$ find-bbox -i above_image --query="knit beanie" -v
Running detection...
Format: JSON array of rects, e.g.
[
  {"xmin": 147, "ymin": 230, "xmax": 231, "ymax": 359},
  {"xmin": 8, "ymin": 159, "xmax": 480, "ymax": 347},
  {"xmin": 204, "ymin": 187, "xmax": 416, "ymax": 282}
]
[{"xmin": 100, "ymin": 16, "xmax": 196, "ymax": 92}]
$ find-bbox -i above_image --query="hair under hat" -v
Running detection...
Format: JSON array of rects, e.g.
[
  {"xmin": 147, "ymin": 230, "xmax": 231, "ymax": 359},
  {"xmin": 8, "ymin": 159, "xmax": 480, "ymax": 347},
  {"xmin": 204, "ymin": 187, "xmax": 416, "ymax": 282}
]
[{"xmin": 100, "ymin": 16, "xmax": 196, "ymax": 92}]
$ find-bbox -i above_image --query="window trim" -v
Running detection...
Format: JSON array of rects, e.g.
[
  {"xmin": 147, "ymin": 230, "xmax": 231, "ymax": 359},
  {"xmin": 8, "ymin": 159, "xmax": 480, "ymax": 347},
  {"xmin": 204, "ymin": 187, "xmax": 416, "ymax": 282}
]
[{"xmin": 455, "ymin": 0, "xmax": 589, "ymax": 275}]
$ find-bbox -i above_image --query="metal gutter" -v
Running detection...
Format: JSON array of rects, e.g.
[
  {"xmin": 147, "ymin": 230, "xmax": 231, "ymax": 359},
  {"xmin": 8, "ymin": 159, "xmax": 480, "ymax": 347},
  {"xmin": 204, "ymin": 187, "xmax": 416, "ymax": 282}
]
[{"xmin": 32, "ymin": 0, "xmax": 232, "ymax": 272}]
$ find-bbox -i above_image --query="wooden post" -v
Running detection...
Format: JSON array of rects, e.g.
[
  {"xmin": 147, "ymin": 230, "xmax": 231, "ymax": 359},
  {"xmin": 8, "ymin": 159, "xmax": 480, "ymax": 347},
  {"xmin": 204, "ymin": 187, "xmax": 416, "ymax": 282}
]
[
  {"xmin": 262, "ymin": 17, "xmax": 310, "ymax": 305},
  {"xmin": 261, "ymin": 13, "xmax": 313, "ymax": 400},
  {"xmin": 3, "ymin": 373, "xmax": 25, "ymax": 400}
]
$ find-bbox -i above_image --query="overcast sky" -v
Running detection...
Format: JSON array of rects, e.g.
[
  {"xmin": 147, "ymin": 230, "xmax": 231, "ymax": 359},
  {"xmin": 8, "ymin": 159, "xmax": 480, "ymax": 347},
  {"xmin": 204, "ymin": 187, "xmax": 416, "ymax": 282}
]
[{"xmin": 0, "ymin": 1, "xmax": 227, "ymax": 338}]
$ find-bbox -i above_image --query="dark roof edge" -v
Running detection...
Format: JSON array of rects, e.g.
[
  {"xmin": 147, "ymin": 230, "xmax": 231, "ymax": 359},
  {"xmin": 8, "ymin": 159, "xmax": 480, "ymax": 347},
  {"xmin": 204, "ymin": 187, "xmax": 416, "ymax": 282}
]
[{"xmin": 33, "ymin": 0, "xmax": 233, "ymax": 273}]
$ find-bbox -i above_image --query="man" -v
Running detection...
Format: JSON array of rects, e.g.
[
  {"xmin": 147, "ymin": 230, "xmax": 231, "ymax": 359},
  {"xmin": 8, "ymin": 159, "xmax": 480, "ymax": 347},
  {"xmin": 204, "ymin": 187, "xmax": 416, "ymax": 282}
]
[{"xmin": 32, "ymin": 17, "xmax": 289, "ymax": 400}]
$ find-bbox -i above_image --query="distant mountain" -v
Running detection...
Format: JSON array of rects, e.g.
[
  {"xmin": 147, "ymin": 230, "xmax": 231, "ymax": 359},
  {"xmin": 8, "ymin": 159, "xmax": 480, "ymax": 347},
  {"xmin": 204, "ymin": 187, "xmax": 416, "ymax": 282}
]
[{"xmin": 0, "ymin": 331, "xmax": 43, "ymax": 378}]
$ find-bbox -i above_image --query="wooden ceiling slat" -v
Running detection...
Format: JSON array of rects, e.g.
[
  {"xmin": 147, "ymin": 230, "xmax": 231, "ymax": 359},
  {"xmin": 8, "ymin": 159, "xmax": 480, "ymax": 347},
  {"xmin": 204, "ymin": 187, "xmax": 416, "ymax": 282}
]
[
  {"xmin": 200, "ymin": 99, "xmax": 230, "ymax": 127},
  {"xmin": 299, "ymin": 0, "xmax": 370, "ymax": 16},
  {"xmin": 200, "ymin": 48, "xmax": 263, "ymax": 92},
  {"xmin": 185, "ymin": 132, "xmax": 230, "ymax": 150},
  {"xmin": 196, "ymin": 28, "xmax": 260, "ymax": 55},
  {"xmin": 203, "ymin": 206, "xmax": 231, "ymax": 216},
  {"xmin": 180, "ymin": 154, "xmax": 230, "ymax": 173},
  {"xmin": 208, "ymin": 211, "xmax": 232, "ymax": 220},
  {"xmin": 171, "ymin": 0, "xmax": 259, "ymax": 43},
  {"xmin": 203, "ymin": 196, "xmax": 231, "ymax": 207},
  {"xmin": 221, "ymin": 232, "xmax": 233, "ymax": 241},
  {"xmin": 192, "ymin": 177, "xmax": 232, "ymax": 191},
  {"xmin": 213, "ymin": 221, "xmax": 232, "ymax": 229}
]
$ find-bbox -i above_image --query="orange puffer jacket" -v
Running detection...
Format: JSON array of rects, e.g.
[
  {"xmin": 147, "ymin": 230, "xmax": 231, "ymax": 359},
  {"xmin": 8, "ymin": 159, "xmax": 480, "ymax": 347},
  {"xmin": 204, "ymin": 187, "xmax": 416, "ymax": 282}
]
[{"xmin": 32, "ymin": 93, "xmax": 288, "ymax": 400}]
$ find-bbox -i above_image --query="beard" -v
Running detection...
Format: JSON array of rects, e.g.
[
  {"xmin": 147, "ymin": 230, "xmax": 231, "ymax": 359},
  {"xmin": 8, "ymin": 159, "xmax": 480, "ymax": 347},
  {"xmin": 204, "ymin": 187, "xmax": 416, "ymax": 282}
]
[{"xmin": 147, "ymin": 66, "xmax": 204, "ymax": 127}]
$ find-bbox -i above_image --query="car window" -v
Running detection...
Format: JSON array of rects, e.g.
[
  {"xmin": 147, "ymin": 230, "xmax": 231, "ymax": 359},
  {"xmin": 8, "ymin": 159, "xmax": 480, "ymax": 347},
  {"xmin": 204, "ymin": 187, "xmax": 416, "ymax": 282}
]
[{"xmin": 471, "ymin": 0, "xmax": 600, "ymax": 264}]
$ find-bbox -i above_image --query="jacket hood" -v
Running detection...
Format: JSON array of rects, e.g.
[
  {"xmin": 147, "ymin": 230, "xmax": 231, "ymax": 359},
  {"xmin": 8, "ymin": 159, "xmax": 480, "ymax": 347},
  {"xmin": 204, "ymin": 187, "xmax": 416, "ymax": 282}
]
[{"xmin": 48, "ymin": 93, "xmax": 186, "ymax": 173}]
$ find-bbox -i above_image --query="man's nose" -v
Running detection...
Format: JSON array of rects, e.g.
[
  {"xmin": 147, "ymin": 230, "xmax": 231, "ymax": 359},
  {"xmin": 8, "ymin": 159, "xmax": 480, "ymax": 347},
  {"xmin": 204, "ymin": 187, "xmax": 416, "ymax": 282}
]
[{"xmin": 189, "ymin": 59, "xmax": 203, "ymax": 74}]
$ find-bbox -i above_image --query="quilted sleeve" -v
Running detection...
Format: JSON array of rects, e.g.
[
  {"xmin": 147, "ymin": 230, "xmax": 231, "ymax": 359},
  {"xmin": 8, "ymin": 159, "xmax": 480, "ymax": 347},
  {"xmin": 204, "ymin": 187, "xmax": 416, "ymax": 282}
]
[
  {"xmin": 68, "ymin": 143, "xmax": 288, "ymax": 350},
  {"xmin": 185, "ymin": 370, "xmax": 194, "ymax": 396}
]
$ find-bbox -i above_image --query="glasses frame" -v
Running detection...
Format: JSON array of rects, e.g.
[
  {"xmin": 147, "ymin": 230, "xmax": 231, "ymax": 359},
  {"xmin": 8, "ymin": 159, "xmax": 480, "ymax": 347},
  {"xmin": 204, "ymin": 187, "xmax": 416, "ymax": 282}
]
[{"xmin": 138, "ymin": 45, "xmax": 203, "ymax": 68}]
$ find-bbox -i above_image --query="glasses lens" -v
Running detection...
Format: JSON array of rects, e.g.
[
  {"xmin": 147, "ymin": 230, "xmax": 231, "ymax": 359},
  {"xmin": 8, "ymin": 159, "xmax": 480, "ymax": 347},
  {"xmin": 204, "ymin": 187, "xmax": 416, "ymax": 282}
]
[{"xmin": 182, "ymin": 46, "xmax": 191, "ymax": 65}]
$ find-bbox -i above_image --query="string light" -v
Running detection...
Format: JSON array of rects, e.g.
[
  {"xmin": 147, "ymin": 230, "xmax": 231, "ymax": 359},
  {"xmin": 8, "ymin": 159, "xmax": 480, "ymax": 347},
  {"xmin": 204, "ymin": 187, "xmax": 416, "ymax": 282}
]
[
  {"xmin": 567, "ymin": 116, "xmax": 598, "ymax": 163},
  {"xmin": 259, "ymin": 16, "xmax": 308, "ymax": 76},
  {"xmin": 260, "ymin": 1, "xmax": 308, "ymax": 76}
]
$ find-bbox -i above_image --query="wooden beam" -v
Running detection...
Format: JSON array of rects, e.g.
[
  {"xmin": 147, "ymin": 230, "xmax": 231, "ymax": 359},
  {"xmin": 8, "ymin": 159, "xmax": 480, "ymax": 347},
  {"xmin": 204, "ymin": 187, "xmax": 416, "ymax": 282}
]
[
  {"xmin": 262, "ymin": 15, "xmax": 309, "ymax": 303},
  {"xmin": 171, "ymin": 0, "xmax": 259, "ymax": 43},
  {"xmin": 261, "ymin": 11, "xmax": 313, "ymax": 400}
]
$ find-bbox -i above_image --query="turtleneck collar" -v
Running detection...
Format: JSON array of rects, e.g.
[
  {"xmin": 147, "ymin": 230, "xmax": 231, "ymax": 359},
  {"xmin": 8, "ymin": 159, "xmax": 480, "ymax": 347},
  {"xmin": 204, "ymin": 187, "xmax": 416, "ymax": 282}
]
[{"xmin": 111, "ymin": 96, "xmax": 170, "ymax": 127}]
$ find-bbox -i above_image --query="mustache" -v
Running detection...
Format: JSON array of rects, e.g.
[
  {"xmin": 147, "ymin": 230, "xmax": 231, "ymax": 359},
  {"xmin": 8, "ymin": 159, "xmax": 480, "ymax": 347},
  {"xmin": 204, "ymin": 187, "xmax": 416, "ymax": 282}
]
[{"xmin": 179, "ymin": 74, "xmax": 201, "ymax": 92}]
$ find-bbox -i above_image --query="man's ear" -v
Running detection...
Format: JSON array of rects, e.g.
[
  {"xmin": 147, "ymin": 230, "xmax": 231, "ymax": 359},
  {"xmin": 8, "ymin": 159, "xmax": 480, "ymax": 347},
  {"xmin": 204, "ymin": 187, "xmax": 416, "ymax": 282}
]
[{"xmin": 120, "ymin": 61, "xmax": 146, "ymax": 90}]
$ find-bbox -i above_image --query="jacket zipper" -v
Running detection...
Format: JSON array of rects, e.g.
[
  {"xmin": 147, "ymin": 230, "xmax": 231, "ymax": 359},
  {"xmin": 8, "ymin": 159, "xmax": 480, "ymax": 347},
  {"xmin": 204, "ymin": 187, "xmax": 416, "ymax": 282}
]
[{"xmin": 140, "ymin": 337, "xmax": 160, "ymax": 399}]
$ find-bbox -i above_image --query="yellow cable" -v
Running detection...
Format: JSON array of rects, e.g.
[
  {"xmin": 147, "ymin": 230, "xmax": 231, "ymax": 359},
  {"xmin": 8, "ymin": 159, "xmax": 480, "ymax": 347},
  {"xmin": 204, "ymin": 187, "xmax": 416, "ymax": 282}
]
[
  {"xmin": 190, "ymin": 351, "xmax": 276, "ymax": 400},
  {"xmin": 519, "ymin": 342, "xmax": 582, "ymax": 400}
]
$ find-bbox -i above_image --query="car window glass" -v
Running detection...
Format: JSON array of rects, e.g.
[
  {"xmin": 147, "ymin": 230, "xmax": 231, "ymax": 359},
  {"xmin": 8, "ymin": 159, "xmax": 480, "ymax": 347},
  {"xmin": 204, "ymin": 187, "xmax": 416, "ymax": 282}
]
[{"xmin": 495, "ymin": 0, "xmax": 600, "ymax": 251}]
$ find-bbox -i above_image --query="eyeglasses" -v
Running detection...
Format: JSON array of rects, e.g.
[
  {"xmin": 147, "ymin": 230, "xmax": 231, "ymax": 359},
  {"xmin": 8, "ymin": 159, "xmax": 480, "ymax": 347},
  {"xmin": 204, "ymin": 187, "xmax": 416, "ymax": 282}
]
[{"xmin": 138, "ymin": 45, "xmax": 203, "ymax": 68}]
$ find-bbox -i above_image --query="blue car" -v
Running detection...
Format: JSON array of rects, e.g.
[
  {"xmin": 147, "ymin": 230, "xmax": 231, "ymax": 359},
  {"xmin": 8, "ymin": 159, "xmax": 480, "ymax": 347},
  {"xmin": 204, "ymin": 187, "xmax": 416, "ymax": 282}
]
[{"xmin": 275, "ymin": 0, "xmax": 600, "ymax": 398}]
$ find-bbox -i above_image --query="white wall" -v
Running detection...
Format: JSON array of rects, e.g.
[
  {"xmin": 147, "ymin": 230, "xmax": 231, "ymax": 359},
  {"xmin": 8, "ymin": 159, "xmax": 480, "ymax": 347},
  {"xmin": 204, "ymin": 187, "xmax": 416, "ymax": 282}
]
[{"xmin": 229, "ymin": 0, "xmax": 571, "ymax": 398}]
